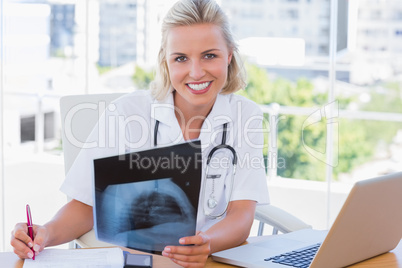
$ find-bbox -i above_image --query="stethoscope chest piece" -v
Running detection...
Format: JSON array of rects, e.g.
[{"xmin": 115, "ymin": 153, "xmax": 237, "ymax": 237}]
[{"xmin": 208, "ymin": 197, "xmax": 218, "ymax": 209}]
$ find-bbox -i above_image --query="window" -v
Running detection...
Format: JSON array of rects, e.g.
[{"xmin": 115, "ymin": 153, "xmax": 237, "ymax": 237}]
[
  {"xmin": 394, "ymin": 11, "xmax": 402, "ymax": 20},
  {"xmin": 371, "ymin": 10, "xmax": 382, "ymax": 20},
  {"xmin": 20, "ymin": 112, "xmax": 55, "ymax": 142},
  {"xmin": 281, "ymin": 9, "xmax": 299, "ymax": 20}
]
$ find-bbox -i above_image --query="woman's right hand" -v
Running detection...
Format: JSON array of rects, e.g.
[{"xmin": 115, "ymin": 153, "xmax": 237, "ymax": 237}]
[{"xmin": 10, "ymin": 223, "xmax": 49, "ymax": 259}]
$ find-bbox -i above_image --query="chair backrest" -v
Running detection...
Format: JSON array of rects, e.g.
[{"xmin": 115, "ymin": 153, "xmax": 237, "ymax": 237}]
[
  {"xmin": 60, "ymin": 93, "xmax": 125, "ymax": 175},
  {"xmin": 59, "ymin": 93, "xmax": 126, "ymax": 248}
]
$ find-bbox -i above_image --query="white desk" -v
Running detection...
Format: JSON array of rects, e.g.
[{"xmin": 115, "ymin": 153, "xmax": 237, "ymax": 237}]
[{"xmin": 3, "ymin": 239, "xmax": 402, "ymax": 267}]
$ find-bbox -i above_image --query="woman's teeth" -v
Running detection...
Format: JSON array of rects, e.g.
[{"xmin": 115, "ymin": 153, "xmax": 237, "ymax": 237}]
[{"xmin": 187, "ymin": 82, "xmax": 210, "ymax": 91}]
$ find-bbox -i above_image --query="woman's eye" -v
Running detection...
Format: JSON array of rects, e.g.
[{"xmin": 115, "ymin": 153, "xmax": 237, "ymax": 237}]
[
  {"xmin": 175, "ymin": 56, "xmax": 187, "ymax": 62},
  {"xmin": 204, "ymin": 54, "xmax": 216, "ymax": 60}
]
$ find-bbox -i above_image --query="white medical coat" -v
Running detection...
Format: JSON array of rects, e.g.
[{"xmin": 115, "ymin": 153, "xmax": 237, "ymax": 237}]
[{"xmin": 60, "ymin": 90, "xmax": 270, "ymax": 232}]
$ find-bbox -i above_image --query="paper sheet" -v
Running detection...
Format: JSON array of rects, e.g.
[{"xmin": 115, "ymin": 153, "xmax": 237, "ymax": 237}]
[{"xmin": 23, "ymin": 247, "xmax": 124, "ymax": 268}]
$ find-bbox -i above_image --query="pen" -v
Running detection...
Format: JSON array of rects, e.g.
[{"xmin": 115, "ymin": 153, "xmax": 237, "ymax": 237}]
[{"xmin": 26, "ymin": 204, "xmax": 35, "ymax": 260}]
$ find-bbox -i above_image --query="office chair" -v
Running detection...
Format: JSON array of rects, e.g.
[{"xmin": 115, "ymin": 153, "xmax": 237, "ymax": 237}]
[
  {"xmin": 60, "ymin": 93, "xmax": 123, "ymax": 248},
  {"xmin": 59, "ymin": 93, "xmax": 311, "ymax": 247}
]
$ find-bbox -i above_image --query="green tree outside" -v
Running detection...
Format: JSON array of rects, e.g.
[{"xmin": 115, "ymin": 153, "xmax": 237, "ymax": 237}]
[
  {"xmin": 132, "ymin": 65, "xmax": 155, "ymax": 90},
  {"xmin": 238, "ymin": 63, "xmax": 400, "ymax": 181}
]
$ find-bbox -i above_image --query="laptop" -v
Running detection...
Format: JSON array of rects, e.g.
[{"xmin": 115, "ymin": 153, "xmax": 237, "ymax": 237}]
[
  {"xmin": 92, "ymin": 140, "xmax": 202, "ymax": 253},
  {"xmin": 212, "ymin": 171, "xmax": 402, "ymax": 268}
]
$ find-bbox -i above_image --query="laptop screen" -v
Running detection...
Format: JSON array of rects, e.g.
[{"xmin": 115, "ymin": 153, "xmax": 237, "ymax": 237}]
[{"xmin": 93, "ymin": 140, "xmax": 202, "ymax": 253}]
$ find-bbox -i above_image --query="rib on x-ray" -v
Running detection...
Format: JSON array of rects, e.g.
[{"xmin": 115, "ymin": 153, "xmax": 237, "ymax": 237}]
[{"xmin": 96, "ymin": 177, "xmax": 196, "ymax": 253}]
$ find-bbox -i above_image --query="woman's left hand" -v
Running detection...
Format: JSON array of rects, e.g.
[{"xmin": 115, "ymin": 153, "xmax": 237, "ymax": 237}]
[{"xmin": 162, "ymin": 231, "xmax": 211, "ymax": 268}]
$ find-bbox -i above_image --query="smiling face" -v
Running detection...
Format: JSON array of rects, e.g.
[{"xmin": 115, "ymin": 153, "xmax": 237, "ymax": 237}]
[{"xmin": 166, "ymin": 23, "xmax": 233, "ymax": 117}]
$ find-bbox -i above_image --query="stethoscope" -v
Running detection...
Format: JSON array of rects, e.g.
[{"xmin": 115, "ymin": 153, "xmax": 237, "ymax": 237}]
[{"xmin": 154, "ymin": 120, "xmax": 237, "ymax": 219}]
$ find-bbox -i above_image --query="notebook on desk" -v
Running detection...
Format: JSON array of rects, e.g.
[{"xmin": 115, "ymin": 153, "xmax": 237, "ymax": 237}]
[
  {"xmin": 93, "ymin": 140, "xmax": 202, "ymax": 253},
  {"xmin": 212, "ymin": 171, "xmax": 402, "ymax": 268}
]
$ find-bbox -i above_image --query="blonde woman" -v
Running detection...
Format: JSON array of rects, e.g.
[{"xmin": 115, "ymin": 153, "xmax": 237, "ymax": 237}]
[{"xmin": 11, "ymin": 0, "xmax": 269, "ymax": 267}]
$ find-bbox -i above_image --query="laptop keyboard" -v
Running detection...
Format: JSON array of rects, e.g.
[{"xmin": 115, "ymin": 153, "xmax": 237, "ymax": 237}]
[{"xmin": 264, "ymin": 243, "xmax": 321, "ymax": 268}]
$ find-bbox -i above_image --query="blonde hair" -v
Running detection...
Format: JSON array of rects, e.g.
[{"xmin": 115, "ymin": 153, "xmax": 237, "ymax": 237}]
[{"xmin": 150, "ymin": 0, "xmax": 246, "ymax": 101}]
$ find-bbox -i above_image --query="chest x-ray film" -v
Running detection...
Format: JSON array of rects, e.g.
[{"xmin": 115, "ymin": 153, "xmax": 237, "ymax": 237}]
[{"xmin": 93, "ymin": 140, "xmax": 202, "ymax": 253}]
